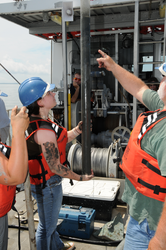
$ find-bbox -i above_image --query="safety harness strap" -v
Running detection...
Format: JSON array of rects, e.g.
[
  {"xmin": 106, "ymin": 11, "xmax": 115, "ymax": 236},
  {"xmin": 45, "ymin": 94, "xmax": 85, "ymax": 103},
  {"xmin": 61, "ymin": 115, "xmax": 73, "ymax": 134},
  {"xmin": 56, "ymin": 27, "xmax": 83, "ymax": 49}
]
[
  {"xmin": 63, "ymin": 160, "xmax": 74, "ymax": 186},
  {"xmin": 142, "ymin": 159, "xmax": 161, "ymax": 175},
  {"xmin": 139, "ymin": 159, "xmax": 166, "ymax": 195},
  {"xmin": 29, "ymin": 155, "xmax": 48, "ymax": 188},
  {"xmin": 138, "ymin": 178, "xmax": 166, "ymax": 195},
  {"xmin": 29, "ymin": 157, "xmax": 73, "ymax": 188}
]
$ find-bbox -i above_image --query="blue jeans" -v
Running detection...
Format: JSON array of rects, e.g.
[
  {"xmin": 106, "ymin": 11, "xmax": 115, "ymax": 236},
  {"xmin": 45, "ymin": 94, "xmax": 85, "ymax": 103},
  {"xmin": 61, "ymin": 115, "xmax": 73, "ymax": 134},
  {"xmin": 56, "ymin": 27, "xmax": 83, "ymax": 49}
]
[
  {"xmin": 124, "ymin": 216, "xmax": 155, "ymax": 250},
  {"xmin": 31, "ymin": 175, "xmax": 64, "ymax": 250}
]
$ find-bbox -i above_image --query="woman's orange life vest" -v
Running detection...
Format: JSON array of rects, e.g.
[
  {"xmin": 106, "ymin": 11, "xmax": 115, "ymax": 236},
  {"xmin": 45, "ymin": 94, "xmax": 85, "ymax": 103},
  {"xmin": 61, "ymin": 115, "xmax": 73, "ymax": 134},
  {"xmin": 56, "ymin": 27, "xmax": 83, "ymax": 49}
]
[
  {"xmin": 26, "ymin": 118, "xmax": 68, "ymax": 186},
  {"xmin": 0, "ymin": 143, "xmax": 16, "ymax": 217},
  {"xmin": 120, "ymin": 110, "xmax": 166, "ymax": 202}
]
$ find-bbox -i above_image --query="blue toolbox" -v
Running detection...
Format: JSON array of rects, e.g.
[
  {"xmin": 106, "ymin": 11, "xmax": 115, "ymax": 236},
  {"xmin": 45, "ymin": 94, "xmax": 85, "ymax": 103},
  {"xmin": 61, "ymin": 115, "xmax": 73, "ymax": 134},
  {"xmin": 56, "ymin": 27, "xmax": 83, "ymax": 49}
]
[{"xmin": 57, "ymin": 205, "xmax": 96, "ymax": 239}]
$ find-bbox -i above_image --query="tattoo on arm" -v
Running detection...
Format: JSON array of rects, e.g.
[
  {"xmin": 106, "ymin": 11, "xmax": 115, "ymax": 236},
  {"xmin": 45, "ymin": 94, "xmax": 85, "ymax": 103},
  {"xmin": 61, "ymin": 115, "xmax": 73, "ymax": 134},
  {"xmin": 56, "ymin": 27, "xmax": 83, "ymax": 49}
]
[
  {"xmin": 57, "ymin": 164, "xmax": 70, "ymax": 176},
  {"xmin": 43, "ymin": 142, "xmax": 70, "ymax": 176},
  {"xmin": 43, "ymin": 142, "xmax": 58, "ymax": 170}
]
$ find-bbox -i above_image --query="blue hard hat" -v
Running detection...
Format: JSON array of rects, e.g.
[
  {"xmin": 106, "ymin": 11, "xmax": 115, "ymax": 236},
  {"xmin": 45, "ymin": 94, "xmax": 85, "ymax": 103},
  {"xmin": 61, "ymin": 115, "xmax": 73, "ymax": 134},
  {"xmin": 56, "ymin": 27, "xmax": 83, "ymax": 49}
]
[
  {"xmin": 155, "ymin": 63, "xmax": 166, "ymax": 76},
  {"xmin": 18, "ymin": 77, "xmax": 55, "ymax": 106},
  {"xmin": 0, "ymin": 91, "xmax": 8, "ymax": 97}
]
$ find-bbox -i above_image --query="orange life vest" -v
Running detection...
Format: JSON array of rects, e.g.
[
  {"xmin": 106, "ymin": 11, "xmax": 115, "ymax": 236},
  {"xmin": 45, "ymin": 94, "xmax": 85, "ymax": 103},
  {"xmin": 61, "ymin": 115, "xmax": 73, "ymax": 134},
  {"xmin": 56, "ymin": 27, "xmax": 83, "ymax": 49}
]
[
  {"xmin": 26, "ymin": 118, "xmax": 68, "ymax": 186},
  {"xmin": 0, "ymin": 143, "xmax": 16, "ymax": 217},
  {"xmin": 120, "ymin": 110, "xmax": 166, "ymax": 202}
]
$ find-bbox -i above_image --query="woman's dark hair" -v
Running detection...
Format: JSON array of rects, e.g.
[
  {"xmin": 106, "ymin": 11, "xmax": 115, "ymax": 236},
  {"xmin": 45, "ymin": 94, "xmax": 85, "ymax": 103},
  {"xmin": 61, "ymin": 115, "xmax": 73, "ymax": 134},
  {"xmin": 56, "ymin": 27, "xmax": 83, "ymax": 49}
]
[{"xmin": 27, "ymin": 98, "xmax": 41, "ymax": 117}]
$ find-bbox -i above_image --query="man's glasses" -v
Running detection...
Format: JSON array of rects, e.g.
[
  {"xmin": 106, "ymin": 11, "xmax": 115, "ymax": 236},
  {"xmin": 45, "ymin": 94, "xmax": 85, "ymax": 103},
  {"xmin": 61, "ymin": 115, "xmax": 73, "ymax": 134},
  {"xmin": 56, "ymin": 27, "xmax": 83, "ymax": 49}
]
[{"xmin": 74, "ymin": 77, "xmax": 81, "ymax": 81}]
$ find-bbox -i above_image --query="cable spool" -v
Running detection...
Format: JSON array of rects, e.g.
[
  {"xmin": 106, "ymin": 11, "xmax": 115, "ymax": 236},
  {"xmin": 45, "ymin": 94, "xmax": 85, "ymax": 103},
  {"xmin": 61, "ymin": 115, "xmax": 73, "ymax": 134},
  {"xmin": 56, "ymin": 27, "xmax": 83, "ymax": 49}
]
[{"xmin": 67, "ymin": 142, "xmax": 122, "ymax": 178}]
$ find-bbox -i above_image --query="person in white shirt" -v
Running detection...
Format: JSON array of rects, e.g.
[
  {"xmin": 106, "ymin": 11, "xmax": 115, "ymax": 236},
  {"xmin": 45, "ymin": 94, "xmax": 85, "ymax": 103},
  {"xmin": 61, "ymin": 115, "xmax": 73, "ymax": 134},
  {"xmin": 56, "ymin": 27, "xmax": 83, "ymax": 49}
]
[{"xmin": 0, "ymin": 93, "xmax": 10, "ymax": 144}]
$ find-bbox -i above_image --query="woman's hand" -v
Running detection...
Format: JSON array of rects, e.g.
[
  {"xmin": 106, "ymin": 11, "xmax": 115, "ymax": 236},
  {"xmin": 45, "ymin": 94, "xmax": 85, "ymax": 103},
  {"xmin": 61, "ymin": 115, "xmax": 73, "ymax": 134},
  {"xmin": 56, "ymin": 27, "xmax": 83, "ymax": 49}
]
[
  {"xmin": 76, "ymin": 120, "xmax": 92, "ymax": 133},
  {"xmin": 80, "ymin": 170, "xmax": 94, "ymax": 181},
  {"xmin": 11, "ymin": 106, "xmax": 29, "ymax": 135},
  {"xmin": 77, "ymin": 121, "xmax": 83, "ymax": 132}
]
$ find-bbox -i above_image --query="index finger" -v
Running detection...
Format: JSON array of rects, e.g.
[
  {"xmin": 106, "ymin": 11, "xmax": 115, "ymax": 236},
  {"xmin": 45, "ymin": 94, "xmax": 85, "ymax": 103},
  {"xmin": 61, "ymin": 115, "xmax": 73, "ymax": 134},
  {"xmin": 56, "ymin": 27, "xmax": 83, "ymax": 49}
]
[
  {"xmin": 98, "ymin": 49, "xmax": 105, "ymax": 57},
  {"xmin": 11, "ymin": 105, "xmax": 18, "ymax": 117}
]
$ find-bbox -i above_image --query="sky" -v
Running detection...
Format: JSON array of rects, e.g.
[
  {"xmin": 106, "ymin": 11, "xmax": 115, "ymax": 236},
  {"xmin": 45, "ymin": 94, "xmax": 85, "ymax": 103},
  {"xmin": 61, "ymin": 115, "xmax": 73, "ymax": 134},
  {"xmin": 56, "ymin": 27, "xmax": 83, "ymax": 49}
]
[{"xmin": 0, "ymin": 0, "xmax": 51, "ymax": 84}]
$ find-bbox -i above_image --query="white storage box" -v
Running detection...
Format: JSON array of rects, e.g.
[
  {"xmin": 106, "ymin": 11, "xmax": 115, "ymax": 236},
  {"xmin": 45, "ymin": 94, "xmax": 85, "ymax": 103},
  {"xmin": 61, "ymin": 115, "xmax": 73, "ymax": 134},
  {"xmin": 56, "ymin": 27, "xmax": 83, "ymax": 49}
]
[{"xmin": 62, "ymin": 179, "xmax": 120, "ymax": 221}]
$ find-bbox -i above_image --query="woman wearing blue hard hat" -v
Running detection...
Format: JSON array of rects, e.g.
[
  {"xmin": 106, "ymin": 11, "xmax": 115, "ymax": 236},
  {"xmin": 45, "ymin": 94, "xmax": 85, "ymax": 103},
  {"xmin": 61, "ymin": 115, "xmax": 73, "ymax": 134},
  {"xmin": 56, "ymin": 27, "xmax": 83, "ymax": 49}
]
[{"xmin": 18, "ymin": 77, "xmax": 94, "ymax": 250}]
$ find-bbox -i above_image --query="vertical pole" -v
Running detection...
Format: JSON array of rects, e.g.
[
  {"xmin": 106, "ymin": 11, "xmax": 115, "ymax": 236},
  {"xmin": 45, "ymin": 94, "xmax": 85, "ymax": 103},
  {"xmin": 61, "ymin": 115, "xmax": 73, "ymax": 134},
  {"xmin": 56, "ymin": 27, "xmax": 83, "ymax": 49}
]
[
  {"xmin": 68, "ymin": 92, "xmax": 71, "ymax": 130},
  {"xmin": 80, "ymin": 0, "xmax": 91, "ymax": 174},
  {"xmin": 133, "ymin": 0, "xmax": 139, "ymax": 127},
  {"xmin": 24, "ymin": 172, "xmax": 36, "ymax": 250},
  {"xmin": 163, "ymin": 5, "xmax": 166, "ymax": 62},
  {"xmin": 154, "ymin": 43, "xmax": 162, "ymax": 81},
  {"xmin": 62, "ymin": 21, "xmax": 68, "ymax": 130},
  {"xmin": 115, "ymin": 33, "xmax": 118, "ymax": 102}
]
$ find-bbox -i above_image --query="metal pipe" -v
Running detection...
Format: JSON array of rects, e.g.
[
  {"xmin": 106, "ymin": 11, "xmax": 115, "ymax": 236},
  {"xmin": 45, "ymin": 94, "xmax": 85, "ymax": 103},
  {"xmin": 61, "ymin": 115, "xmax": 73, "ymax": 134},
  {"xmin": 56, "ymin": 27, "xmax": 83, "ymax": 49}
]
[
  {"xmin": 115, "ymin": 33, "xmax": 118, "ymax": 102},
  {"xmin": 80, "ymin": 0, "xmax": 91, "ymax": 174},
  {"xmin": 133, "ymin": 0, "xmax": 139, "ymax": 127},
  {"xmin": 163, "ymin": 4, "xmax": 166, "ymax": 62},
  {"xmin": 24, "ymin": 172, "xmax": 36, "ymax": 250},
  {"xmin": 153, "ymin": 42, "xmax": 161, "ymax": 80},
  {"xmin": 68, "ymin": 92, "xmax": 71, "ymax": 130},
  {"xmin": 62, "ymin": 21, "xmax": 68, "ymax": 130}
]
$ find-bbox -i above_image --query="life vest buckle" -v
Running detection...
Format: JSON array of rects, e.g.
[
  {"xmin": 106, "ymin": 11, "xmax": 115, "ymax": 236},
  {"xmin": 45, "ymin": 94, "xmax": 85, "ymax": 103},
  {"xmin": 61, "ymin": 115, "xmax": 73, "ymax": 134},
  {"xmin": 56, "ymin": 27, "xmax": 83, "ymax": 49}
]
[{"xmin": 154, "ymin": 185, "xmax": 160, "ymax": 195}]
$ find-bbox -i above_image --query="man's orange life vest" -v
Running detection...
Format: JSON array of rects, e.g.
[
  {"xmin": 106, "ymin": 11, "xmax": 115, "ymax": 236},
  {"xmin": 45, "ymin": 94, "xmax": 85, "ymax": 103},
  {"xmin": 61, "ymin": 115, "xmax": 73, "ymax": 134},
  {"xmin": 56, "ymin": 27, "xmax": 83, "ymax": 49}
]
[
  {"xmin": 26, "ymin": 118, "xmax": 68, "ymax": 186},
  {"xmin": 120, "ymin": 110, "xmax": 166, "ymax": 202},
  {"xmin": 0, "ymin": 143, "xmax": 16, "ymax": 217}
]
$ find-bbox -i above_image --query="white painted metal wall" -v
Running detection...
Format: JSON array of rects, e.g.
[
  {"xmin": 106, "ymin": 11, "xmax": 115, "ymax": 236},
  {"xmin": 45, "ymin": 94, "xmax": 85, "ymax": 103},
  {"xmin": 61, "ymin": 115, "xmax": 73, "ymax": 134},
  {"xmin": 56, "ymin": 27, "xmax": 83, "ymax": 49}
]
[{"xmin": 51, "ymin": 40, "xmax": 72, "ymax": 87}]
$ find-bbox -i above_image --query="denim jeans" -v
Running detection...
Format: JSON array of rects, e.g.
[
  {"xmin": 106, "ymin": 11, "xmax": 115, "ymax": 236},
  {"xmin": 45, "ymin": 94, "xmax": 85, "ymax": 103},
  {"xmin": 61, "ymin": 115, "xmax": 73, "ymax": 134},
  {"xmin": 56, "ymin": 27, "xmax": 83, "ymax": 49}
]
[
  {"xmin": 123, "ymin": 216, "xmax": 155, "ymax": 250},
  {"xmin": 30, "ymin": 175, "xmax": 64, "ymax": 250}
]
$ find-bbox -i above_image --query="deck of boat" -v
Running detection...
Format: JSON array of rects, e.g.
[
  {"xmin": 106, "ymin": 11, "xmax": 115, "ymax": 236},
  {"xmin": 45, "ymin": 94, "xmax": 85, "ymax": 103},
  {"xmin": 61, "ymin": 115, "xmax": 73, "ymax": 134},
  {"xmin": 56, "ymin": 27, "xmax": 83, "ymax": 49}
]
[{"xmin": 8, "ymin": 189, "xmax": 127, "ymax": 250}]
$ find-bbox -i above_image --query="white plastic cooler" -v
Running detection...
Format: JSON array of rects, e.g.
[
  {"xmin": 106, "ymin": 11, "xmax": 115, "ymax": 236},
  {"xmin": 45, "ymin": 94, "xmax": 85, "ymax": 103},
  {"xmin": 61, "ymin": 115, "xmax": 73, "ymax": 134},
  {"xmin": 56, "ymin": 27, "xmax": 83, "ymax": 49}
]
[{"xmin": 62, "ymin": 179, "xmax": 120, "ymax": 221}]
